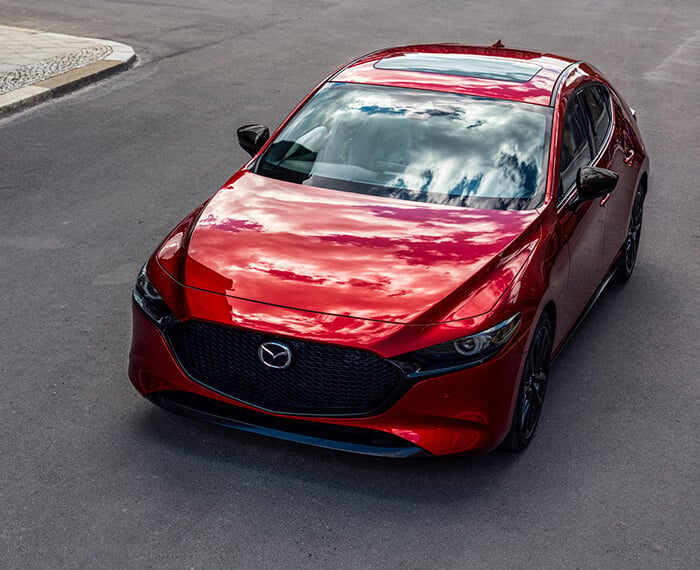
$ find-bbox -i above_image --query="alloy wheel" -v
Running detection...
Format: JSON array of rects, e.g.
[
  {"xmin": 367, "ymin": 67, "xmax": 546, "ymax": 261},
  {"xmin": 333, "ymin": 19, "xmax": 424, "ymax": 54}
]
[
  {"xmin": 501, "ymin": 314, "xmax": 552, "ymax": 451},
  {"xmin": 520, "ymin": 323, "xmax": 551, "ymax": 440}
]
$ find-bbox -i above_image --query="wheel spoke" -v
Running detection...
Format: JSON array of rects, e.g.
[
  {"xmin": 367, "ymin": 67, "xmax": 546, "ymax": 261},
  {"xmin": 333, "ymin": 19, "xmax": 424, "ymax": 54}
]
[
  {"xmin": 525, "ymin": 398, "xmax": 537, "ymax": 432},
  {"xmin": 522, "ymin": 398, "xmax": 531, "ymax": 432},
  {"xmin": 532, "ymin": 381, "xmax": 544, "ymax": 406}
]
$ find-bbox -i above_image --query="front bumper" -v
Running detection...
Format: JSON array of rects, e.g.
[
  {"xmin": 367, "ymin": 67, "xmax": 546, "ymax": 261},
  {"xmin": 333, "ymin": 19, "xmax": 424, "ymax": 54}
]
[
  {"xmin": 129, "ymin": 301, "xmax": 528, "ymax": 457},
  {"xmin": 147, "ymin": 390, "xmax": 427, "ymax": 458}
]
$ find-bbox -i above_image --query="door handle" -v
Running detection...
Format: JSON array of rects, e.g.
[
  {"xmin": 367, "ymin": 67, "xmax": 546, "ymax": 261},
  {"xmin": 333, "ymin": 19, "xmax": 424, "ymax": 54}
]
[{"xmin": 624, "ymin": 149, "xmax": 635, "ymax": 166}]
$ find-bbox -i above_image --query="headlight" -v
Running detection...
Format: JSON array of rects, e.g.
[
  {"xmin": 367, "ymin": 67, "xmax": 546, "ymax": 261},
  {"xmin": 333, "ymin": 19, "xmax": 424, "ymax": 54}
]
[
  {"xmin": 133, "ymin": 265, "xmax": 175, "ymax": 329},
  {"xmin": 391, "ymin": 314, "xmax": 520, "ymax": 378}
]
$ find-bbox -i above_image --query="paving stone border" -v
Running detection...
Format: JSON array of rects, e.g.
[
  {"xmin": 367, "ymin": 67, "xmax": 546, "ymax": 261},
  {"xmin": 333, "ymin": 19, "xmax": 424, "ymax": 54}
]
[
  {"xmin": 0, "ymin": 44, "xmax": 113, "ymax": 95},
  {"xmin": 0, "ymin": 28, "xmax": 135, "ymax": 114}
]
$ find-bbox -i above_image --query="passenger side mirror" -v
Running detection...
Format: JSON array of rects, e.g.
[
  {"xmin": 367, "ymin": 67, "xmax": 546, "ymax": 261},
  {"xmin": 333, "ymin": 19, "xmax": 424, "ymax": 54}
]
[
  {"xmin": 576, "ymin": 166, "xmax": 618, "ymax": 202},
  {"xmin": 237, "ymin": 124, "xmax": 270, "ymax": 157}
]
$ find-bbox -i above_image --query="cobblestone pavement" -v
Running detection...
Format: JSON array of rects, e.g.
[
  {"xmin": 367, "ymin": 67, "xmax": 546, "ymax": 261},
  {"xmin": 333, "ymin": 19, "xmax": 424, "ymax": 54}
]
[{"xmin": 0, "ymin": 25, "xmax": 134, "ymax": 113}]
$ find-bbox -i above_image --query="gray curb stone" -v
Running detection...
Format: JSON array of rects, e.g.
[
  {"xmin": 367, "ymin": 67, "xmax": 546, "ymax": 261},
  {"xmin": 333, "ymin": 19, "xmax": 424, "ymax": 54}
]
[{"xmin": 0, "ymin": 27, "xmax": 135, "ymax": 115}]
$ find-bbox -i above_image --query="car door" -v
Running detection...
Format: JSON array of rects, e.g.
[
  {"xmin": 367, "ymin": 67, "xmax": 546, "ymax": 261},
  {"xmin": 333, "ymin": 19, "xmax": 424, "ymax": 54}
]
[
  {"xmin": 579, "ymin": 84, "xmax": 641, "ymax": 268},
  {"xmin": 555, "ymin": 90, "xmax": 608, "ymax": 335}
]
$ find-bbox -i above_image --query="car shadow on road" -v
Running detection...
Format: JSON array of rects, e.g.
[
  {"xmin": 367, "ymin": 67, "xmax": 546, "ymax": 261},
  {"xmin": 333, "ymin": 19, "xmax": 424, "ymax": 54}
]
[{"xmin": 124, "ymin": 401, "xmax": 552, "ymax": 509}]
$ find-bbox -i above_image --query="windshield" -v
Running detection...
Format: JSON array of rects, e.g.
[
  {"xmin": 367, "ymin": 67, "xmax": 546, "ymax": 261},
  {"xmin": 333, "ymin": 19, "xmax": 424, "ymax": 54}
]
[{"xmin": 255, "ymin": 83, "xmax": 551, "ymax": 210}]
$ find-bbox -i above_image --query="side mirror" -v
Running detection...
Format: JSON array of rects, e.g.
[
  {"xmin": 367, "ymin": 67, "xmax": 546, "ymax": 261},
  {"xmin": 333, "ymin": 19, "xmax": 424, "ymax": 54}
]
[
  {"xmin": 237, "ymin": 124, "xmax": 270, "ymax": 157},
  {"xmin": 576, "ymin": 166, "xmax": 619, "ymax": 202}
]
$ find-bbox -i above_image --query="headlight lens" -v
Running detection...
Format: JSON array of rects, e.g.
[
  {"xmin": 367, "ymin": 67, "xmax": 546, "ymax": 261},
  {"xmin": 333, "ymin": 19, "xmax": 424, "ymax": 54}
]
[
  {"xmin": 391, "ymin": 314, "xmax": 521, "ymax": 378},
  {"xmin": 133, "ymin": 265, "xmax": 175, "ymax": 329},
  {"xmin": 452, "ymin": 314, "xmax": 521, "ymax": 357}
]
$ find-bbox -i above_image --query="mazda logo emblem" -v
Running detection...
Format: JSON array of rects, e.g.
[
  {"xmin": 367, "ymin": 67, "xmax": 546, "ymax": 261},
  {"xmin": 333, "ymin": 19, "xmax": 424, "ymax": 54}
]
[{"xmin": 258, "ymin": 341, "xmax": 293, "ymax": 369}]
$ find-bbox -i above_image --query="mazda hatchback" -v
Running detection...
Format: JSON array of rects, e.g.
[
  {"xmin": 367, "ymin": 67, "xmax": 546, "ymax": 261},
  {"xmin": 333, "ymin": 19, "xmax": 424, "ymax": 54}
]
[{"xmin": 129, "ymin": 44, "xmax": 648, "ymax": 457}]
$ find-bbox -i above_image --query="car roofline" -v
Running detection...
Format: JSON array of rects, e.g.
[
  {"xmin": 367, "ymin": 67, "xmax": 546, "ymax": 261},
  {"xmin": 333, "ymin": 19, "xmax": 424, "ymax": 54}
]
[{"xmin": 331, "ymin": 44, "xmax": 581, "ymax": 107}]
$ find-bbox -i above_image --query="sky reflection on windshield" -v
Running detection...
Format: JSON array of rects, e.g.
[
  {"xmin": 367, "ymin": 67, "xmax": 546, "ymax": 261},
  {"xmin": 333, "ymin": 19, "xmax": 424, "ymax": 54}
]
[{"xmin": 258, "ymin": 83, "xmax": 550, "ymax": 210}]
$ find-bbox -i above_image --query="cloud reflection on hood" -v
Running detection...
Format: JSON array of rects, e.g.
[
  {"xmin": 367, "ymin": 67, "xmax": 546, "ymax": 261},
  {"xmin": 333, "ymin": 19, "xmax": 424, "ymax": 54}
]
[{"xmin": 176, "ymin": 172, "xmax": 539, "ymax": 323}]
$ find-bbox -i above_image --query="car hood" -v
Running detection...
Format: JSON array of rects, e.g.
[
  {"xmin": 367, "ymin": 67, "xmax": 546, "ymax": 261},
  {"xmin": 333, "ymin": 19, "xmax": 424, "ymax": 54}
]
[{"xmin": 157, "ymin": 171, "xmax": 540, "ymax": 324}]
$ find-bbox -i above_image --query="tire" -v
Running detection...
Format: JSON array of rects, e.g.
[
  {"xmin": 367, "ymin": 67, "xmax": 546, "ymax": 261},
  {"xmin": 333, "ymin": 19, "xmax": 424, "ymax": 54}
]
[
  {"xmin": 613, "ymin": 184, "xmax": 645, "ymax": 284},
  {"xmin": 501, "ymin": 313, "xmax": 553, "ymax": 452}
]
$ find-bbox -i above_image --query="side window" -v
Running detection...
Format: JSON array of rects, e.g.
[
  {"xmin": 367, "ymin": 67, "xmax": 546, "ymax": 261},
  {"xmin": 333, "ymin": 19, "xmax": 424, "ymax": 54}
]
[
  {"xmin": 581, "ymin": 85, "xmax": 612, "ymax": 152},
  {"xmin": 559, "ymin": 94, "xmax": 592, "ymax": 199}
]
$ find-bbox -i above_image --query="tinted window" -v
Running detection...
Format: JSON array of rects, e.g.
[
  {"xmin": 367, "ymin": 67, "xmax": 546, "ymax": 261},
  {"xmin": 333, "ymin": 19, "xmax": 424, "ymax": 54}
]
[
  {"xmin": 256, "ymin": 83, "xmax": 551, "ymax": 211},
  {"xmin": 559, "ymin": 94, "xmax": 592, "ymax": 198},
  {"xmin": 581, "ymin": 85, "xmax": 611, "ymax": 151}
]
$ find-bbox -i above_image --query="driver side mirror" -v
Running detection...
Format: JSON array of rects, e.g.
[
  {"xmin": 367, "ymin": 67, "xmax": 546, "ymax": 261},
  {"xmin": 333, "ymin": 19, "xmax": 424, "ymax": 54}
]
[
  {"xmin": 237, "ymin": 124, "xmax": 270, "ymax": 157},
  {"xmin": 576, "ymin": 166, "xmax": 619, "ymax": 201}
]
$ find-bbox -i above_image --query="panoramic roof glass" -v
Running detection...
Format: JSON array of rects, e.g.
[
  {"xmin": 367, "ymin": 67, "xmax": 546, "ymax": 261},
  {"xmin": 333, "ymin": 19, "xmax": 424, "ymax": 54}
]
[{"xmin": 374, "ymin": 53, "xmax": 542, "ymax": 83}]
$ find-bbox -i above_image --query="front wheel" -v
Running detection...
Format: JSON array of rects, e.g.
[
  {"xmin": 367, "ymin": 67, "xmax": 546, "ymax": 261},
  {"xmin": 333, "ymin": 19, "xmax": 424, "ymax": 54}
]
[{"xmin": 501, "ymin": 313, "xmax": 553, "ymax": 452}]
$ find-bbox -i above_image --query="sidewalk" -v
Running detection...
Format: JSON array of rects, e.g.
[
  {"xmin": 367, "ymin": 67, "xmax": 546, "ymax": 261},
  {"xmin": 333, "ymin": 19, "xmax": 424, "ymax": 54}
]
[{"xmin": 0, "ymin": 24, "xmax": 135, "ymax": 114}]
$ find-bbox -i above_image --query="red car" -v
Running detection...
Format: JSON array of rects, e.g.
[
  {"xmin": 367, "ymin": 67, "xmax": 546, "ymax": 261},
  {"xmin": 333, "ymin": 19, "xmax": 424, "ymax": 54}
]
[{"xmin": 129, "ymin": 44, "xmax": 648, "ymax": 457}]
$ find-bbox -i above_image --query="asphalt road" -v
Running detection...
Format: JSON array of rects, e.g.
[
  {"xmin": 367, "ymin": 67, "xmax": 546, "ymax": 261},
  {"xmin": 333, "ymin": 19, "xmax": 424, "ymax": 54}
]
[{"xmin": 1, "ymin": 1, "xmax": 698, "ymax": 568}]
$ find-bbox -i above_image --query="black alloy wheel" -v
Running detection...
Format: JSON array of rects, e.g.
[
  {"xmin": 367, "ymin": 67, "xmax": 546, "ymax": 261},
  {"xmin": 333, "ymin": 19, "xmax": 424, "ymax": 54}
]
[
  {"xmin": 501, "ymin": 313, "xmax": 553, "ymax": 451},
  {"xmin": 613, "ymin": 184, "xmax": 645, "ymax": 284}
]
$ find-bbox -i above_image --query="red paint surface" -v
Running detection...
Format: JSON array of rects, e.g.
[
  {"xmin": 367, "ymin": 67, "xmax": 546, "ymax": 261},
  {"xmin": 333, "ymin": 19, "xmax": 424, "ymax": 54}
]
[{"xmin": 158, "ymin": 171, "xmax": 540, "ymax": 325}]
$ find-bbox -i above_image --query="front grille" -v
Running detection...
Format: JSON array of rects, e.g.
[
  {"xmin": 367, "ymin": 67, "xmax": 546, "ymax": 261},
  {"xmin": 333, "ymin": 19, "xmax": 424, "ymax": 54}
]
[{"xmin": 167, "ymin": 320, "xmax": 404, "ymax": 415}]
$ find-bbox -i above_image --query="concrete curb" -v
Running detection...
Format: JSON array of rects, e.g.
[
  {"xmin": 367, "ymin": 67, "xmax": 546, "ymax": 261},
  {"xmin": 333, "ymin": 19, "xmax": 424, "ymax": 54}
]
[{"xmin": 0, "ymin": 31, "xmax": 135, "ymax": 115}]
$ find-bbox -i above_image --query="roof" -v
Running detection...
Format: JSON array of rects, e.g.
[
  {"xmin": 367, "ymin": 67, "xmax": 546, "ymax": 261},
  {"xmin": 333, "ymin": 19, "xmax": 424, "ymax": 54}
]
[{"xmin": 331, "ymin": 44, "xmax": 578, "ymax": 106}]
